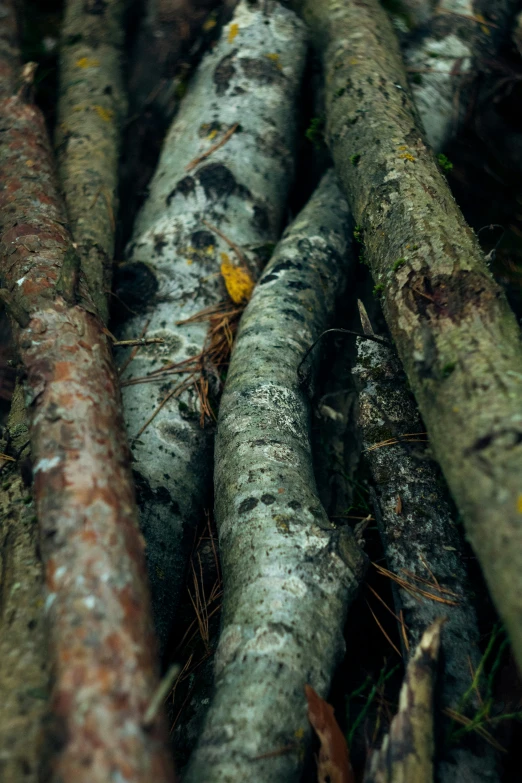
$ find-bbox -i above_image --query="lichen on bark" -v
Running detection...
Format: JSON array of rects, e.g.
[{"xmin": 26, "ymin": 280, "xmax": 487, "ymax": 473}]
[
  {"xmin": 184, "ymin": 171, "xmax": 366, "ymax": 783},
  {"xmin": 299, "ymin": 0, "xmax": 522, "ymax": 674},
  {"xmin": 116, "ymin": 0, "xmax": 307, "ymax": 651}
]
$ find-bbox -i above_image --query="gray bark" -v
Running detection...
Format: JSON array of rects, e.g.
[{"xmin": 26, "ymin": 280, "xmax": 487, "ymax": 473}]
[
  {"xmin": 184, "ymin": 171, "xmax": 366, "ymax": 783},
  {"xmin": 403, "ymin": 0, "xmax": 519, "ymax": 151},
  {"xmin": 116, "ymin": 0, "xmax": 307, "ymax": 650},
  {"xmin": 299, "ymin": 0, "xmax": 522, "ymax": 674},
  {"xmin": 353, "ymin": 333, "xmax": 500, "ymax": 782}
]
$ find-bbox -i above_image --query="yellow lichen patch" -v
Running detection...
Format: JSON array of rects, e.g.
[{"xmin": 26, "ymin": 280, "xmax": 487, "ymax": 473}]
[
  {"xmin": 398, "ymin": 153, "xmax": 415, "ymax": 162},
  {"xmin": 75, "ymin": 57, "xmax": 100, "ymax": 69},
  {"xmin": 398, "ymin": 145, "xmax": 408, "ymax": 151},
  {"xmin": 294, "ymin": 727, "xmax": 305, "ymax": 740},
  {"xmin": 93, "ymin": 105, "xmax": 114, "ymax": 122},
  {"xmin": 265, "ymin": 52, "xmax": 282, "ymax": 70},
  {"xmin": 220, "ymin": 253, "xmax": 254, "ymax": 304},
  {"xmin": 517, "ymin": 494, "xmax": 522, "ymax": 513},
  {"xmin": 207, "ymin": 129, "xmax": 218, "ymax": 140},
  {"xmin": 349, "ymin": 57, "xmax": 358, "ymax": 65},
  {"xmin": 475, "ymin": 14, "xmax": 490, "ymax": 35},
  {"xmin": 228, "ymin": 22, "xmax": 239, "ymax": 43},
  {"xmin": 25, "ymin": 159, "xmax": 35, "ymax": 167}
]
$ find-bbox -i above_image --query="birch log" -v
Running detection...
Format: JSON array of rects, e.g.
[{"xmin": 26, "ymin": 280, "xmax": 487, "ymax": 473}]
[
  {"xmin": 184, "ymin": 171, "xmax": 366, "ymax": 783},
  {"xmin": 298, "ymin": 0, "xmax": 522, "ymax": 673},
  {"xmin": 116, "ymin": 0, "xmax": 307, "ymax": 650},
  {"xmin": 55, "ymin": 0, "xmax": 127, "ymax": 324},
  {"xmin": 353, "ymin": 332, "xmax": 500, "ymax": 782},
  {"xmin": 0, "ymin": 7, "xmax": 174, "ymax": 780},
  {"xmin": 403, "ymin": 0, "xmax": 519, "ymax": 152}
]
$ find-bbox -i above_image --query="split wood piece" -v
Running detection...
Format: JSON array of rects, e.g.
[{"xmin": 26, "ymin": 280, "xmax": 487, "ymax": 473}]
[
  {"xmin": 0, "ymin": 12, "xmax": 174, "ymax": 782},
  {"xmin": 116, "ymin": 0, "xmax": 307, "ymax": 651},
  {"xmin": 299, "ymin": 0, "xmax": 522, "ymax": 675},
  {"xmin": 363, "ymin": 619, "xmax": 443, "ymax": 783},
  {"xmin": 184, "ymin": 171, "xmax": 367, "ymax": 783},
  {"xmin": 402, "ymin": 0, "xmax": 519, "ymax": 151},
  {"xmin": 0, "ymin": 386, "xmax": 49, "ymax": 782},
  {"xmin": 353, "ymin": 331, "xmax": 500, "ymax": 782},
  {"xmin": 55, "ymin": 0, "xmax": 127, "ymax": 325}
]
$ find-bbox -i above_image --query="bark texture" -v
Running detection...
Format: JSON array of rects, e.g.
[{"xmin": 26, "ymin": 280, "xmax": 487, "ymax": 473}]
[
  {"xmin": 364, "ymin": 620, "xmax": 442, "ymax": 783},
  {"xmin": 353, "ymin": 335, "xmax": 499, "ymax": 782},
  {"xmin": 0, "ymin": 16, "xmax": 174, "ymax": 781},
  {"xmin": 184, "ymin": 171, "xmax": 366, "ymax": 783},
  {"xmin": 403, "ymin": 0, "xmax": 518, "ymax": 151},
  {"xmin": 300, "ymin": 0, "xmax": 522, "ymax": 675},
  {"xmin": 55, "ymin": 0, "xmax": 127, "ymax": 324},
  {"xmin": 116, "ymin": 0, "xmax": 307, "ymax": 650},
  {"xmin": 0, "ymin": 387, "xmax": 49, "ymax": 783}
]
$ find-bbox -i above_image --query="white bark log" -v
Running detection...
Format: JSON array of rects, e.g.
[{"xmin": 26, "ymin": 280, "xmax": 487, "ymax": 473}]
[
  {"xmin": 184, "ymin": 171, "xmax": 366, "ymax": 783},
  {"xmin": 403, "ymin": 0, "xmax": 518, "ymax": 151},
  {"xmin": 116, "ymin": 0, "xmax": 307, "ymax": 649}
]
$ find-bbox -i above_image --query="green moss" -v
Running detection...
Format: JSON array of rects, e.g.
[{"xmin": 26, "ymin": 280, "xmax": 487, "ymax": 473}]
[
  {"xmin": 350, "ymin": 153, "xmax": 361, "ymax": 167},
  {"xmin": 353, "ymin": 225, "xmax": 363, "ymax": 243},
  {"xmin": 373, "ymin": 282, "xmax": 384, "ymax": 297},
  {"xmin": 442, "ymin": 361, "xmax": 456, "ymax": 378},
  {"xmin": 305, "ymin": 116, "xmax": 325, "ymax": 149},
  {"xmin": 411, "ymin": 73, "xmax": 422, "ymax": 85},
  {"xmin": 437, "ymin": 153, "xmax": 453, "ymax": 172},
  {"xmin": 392, "ymin": 258, "xmax": 406, "ymax": 271},
  {"xmin": 335, "ymin": 87, "xmax": 346, "ymax": 97}
]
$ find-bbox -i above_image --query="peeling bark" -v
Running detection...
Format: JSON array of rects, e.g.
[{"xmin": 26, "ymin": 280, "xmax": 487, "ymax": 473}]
[
  {"xmin": 403, "ymin": 0, "xmax": 518, "ymax": 151},
  {"xmin": 0, "ymin": 8, "xmax": 174, "ymax": 779},
  {"xmin": 55, "ymin": 0, "xmax": 127, "ymax": 324},
  {"xmin": 299, "ymin": 0, "xmax": 522, "ymax": 674},
  {"xmin": 364, "ymin": 619, "xmax": 443, "ymax": 783},
  {"xmin": 184, "ymin": 171, "xmax": 366, "ymax": 783},
  {"xmin": 116, "ymin": 0, "xmax": 307, "ymax": 650},
  {"xmin": 353, "ymin": 333, "xmax": 500, "ymax": 782}
]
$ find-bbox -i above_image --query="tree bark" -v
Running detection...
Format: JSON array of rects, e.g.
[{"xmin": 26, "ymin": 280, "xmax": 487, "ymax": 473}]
[
  {"xmin": 298, "ymin": 0, "xmax": 522, "ymax": 674},
  {"xmin": 116, "ymin": 0, "xmax": 307, "ymax": 651},
  {"xmin": 353, "ymin": 331, "xmax": 500, "ymax": 782},
  {"xmin": 0, "ymin": 6, "xmax": 174, "ymax": 780},
  {"xmin": 403, "ymin": 0, "xmax": 519, "ymax": 152},
  {"xmin": 55, "ymin": 0, "xmax": 127, "ymax": 324},
  {"xmin": 184, "ymin": 171, "xmax": 366, "ymax": 783}
]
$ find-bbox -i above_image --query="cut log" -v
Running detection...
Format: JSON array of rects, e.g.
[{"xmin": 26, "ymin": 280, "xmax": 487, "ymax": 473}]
[
  {"xmin": 184, "ymin": 171, "xmax": 366, "ymax": 783},
  {"xmin": 116, "ymin": 0, "xmax": 307, "ymax": 650},
  {"xmin": 298, "ymin": 0, "xmax": 522, "ymax": 673}
]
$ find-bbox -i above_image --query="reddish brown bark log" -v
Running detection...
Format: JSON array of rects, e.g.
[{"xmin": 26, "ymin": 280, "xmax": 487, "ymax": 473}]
[{"xmin": 0, "ymin": 6, "xmax": 175, "ymax": 781}]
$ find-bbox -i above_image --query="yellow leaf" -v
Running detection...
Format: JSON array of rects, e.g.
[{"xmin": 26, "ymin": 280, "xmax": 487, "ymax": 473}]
[
  {"xmin": 517, "ymin": 494, "xmax": 522, "ymax": 513},
  {"xmin": 93, "ymin": 105, "xmax": 114, "ymax": 122},
  {"xmin": 76, "ymin": 57, "xmax": 100, "ymax": 69},
  {"xmin": 228, "ymin": 22, "xmax": 239, "ymax": 43},
  {"xmin": 220, "ymin": 254, "xmax": 254, "ymax": 304}
]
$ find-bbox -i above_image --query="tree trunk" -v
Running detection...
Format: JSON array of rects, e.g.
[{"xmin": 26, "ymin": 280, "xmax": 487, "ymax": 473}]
[
  {"xmin": 298, "ymin": 0, "xmax": 522, "ymax": 674},
  {"xmin": 184, "ymin": 171, "xmax": 366, "ymax": 783},
  {"xmin": 115, "ymin": 0, "xmax": 307, "ymax": 651},
  {"xmin": 0, "ymin": 5, "xmax": 174, "ymax": 779}
]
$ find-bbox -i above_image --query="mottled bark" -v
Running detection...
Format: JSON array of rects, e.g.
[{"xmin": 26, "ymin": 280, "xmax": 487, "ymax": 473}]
[
  {"xmin": 403, "ymin": 0, "xmax": 518, "ymax": 151},
  {"xmin": 116, "ymin": 0, "xmax": 307, "ymax": 650},
  {"xmin": 299, "ymin": 0, "xmax": 522, "ymax": 674},
  {"xmin": 55, "ymin": 0, "xmax": 127, "ymax": 324},
  {"xmin": 353, "ymin": 333, "xmax": 500, "ymax": 782},
  {"xmin": 0, "ymin": 386, "xmax": 49, "ymax": 783},
  {"xmin": 184, "ymin": 172, "xmax": 366, "ymax": 783},
  {"xmin": 364, "ymin": 620, "xmax": 443, "ymax": 783},
  {"xmin": 0, "ymin": 11, "xmax": 174, "ymax": 781}
]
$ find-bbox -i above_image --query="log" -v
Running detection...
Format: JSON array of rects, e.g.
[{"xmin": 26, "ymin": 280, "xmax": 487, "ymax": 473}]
[
  {"xmin": 184, "ymin": 171, "xmax": 366, "ymax": 783},
  {"xmin": 0, "ymin": 4, "xmax": 175, "ymax": 779},
  {"xmin": 115, "ymin": 0, "xmax": 307, "ymax": 650},
  {"xmin": 298, "ymin": 0, "xmax": 522, "ymax": 673},
  {"xmin": 55, "ymin": 0, "xmax": 127, "ymax": 324}
]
